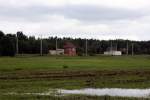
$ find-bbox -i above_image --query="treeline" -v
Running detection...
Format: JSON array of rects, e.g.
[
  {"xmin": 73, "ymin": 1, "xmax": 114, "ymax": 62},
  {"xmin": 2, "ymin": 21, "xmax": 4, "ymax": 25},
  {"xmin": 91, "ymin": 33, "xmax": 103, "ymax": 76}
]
[{"xmin": 0, "ymin": 30, "xmax": 150, "ymax": 56}]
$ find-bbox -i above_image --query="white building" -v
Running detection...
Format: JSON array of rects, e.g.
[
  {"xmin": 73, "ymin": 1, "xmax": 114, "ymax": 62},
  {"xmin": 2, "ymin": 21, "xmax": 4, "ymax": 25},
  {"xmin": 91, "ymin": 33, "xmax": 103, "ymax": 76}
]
[
  {"xmin": 104, "ymin": 51, "xmax": 122, "ymax": 56},
  {"xmin": 49, "ymin": 49, "xmax": 64, "ymax": 55}
]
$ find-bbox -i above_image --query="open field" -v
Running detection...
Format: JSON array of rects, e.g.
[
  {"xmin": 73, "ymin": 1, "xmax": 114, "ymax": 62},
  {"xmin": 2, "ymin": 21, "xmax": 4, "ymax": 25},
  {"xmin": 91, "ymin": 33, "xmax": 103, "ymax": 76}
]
[
  {"xmin": 0, "ymin": 95, "xmax": 150, "ymax": 100},
  {"xmin": 0, "ymin": 55, "xmax": 150, "ymax": 70},
  {"xmin": 0, "ymin": 55, "xmax": 150, "ymax": 100}
]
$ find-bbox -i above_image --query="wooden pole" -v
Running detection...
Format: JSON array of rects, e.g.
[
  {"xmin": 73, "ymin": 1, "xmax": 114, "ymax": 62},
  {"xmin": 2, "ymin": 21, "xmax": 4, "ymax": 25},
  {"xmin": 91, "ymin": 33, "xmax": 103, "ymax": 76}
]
[
  {"xmin": 85, "ymin": 39, "xmax": 88, "ymax": 56},
  {"xmin": 110, "ymin": 40, "xmax": 113, "ymax": 51},
  {"xmin": 56, "ymin": 37, "xmax": 58, "ymax": 55},
  {"xmin": 110, "ymin": 40, "xmax": 113, "ymax": 56},
  {"xmin": 132, "ymin": 43, "xmax": 134, "ymax": 56},
  {"xmin": 126, "ymin": 41, "xmax": 129, "ymax": 55},
  {"xmin": 115, "ymin": 43, "xmax": 118, "ymax": 51},
  {"xmin": 16, "ymin": 33, "xmax": 18, "ymax": 55},
  {"xmin": 40, "ymin": 35, "xmax": 43, "ymax": 56}
]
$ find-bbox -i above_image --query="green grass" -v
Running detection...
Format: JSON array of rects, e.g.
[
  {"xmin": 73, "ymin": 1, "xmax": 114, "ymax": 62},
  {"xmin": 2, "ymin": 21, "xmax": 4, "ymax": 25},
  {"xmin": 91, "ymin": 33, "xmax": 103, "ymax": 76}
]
[
  {"xmin": 0, "ymin": 55, "xmax": 150, "ymax": 70},
  {"xmin": 1, "ymin": 55, "xmax": 150, "ymax": 100},
  {"xmin": 1, "ymin": 95, "xmax": 149, "ymax": 100}
]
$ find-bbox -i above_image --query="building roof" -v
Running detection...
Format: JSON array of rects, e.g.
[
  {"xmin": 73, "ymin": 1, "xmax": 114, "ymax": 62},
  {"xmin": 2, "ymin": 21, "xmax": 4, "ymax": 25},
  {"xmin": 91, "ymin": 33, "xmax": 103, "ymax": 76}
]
[{"xmin": 64, "ymin": 42, "xmax": 76, "ymax": 48}]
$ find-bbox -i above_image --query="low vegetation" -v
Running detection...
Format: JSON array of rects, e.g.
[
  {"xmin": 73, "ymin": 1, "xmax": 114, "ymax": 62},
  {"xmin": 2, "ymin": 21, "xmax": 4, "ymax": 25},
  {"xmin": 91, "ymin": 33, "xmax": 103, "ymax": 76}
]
[
  {"xmin": 0, "ymin": 95, "xmax": 149, "ymax": 100},
  {"xmin": 0, "ymin": 55, "xmax": 150, "ymax": 99},
  {"xmin": 0, "ymin": 55, "xmax": 150, "ymax": 70}
]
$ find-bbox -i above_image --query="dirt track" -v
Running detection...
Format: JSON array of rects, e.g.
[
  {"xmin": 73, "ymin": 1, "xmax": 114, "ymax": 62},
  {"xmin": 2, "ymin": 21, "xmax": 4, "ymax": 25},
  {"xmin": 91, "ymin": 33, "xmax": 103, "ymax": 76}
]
[{"xmin": 0, "ymin": 69, "xmax": 150, "ymax": 80}]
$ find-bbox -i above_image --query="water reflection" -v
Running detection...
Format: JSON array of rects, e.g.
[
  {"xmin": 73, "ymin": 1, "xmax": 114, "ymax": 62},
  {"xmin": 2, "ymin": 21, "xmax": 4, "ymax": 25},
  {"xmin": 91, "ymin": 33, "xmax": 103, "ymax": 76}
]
[{"xmin": 59, "ymin": 88, "xmax": 150, "ymax": 98}]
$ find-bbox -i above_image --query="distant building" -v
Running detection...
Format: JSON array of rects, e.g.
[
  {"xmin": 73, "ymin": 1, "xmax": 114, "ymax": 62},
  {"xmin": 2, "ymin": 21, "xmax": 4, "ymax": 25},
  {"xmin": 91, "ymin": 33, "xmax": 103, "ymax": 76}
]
[
  {"xmin": 104, "ymin": 51, "xmax": 122, "ymax": 56},
  {"xmin": 49, "ymin": 49, "xmax": 64, "ymax": 55},
  {"xmin": 64, "ymin": 42, "xmax": 76, "ymax": 56}
]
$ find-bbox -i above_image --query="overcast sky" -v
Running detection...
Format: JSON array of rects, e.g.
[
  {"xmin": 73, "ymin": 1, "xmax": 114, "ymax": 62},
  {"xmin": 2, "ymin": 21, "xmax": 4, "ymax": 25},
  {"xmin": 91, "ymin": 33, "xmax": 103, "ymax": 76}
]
[{"xmin": 0, "ymin": 0, "xmax": 150, "ymax": 40}]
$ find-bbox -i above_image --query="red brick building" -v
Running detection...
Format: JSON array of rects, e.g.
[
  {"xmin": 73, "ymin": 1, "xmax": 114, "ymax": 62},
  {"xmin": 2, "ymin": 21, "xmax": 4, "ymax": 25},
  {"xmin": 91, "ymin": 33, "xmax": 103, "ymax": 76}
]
[{"xmin": 64, "ymin": 42, "xmax": 76, "ymax": 56}]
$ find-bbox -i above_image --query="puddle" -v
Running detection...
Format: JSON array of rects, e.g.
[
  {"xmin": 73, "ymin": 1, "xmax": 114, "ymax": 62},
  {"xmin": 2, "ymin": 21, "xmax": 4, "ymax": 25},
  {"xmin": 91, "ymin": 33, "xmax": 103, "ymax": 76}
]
[
  {"xmin": 58, "ymin": 88, "xmax": 150, "ymax": 98},
  {"xmin": 6, "ymin": 88, "xmax": 150, "ymax": 98}
]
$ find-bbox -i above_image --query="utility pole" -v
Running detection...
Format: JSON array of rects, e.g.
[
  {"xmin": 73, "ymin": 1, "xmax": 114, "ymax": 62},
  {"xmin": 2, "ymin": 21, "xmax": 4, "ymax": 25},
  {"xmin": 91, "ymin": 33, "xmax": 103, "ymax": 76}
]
[
  {"xmin": 115, "ymin": 43, "xmax": 118, "ymax": 51},
  {"xmin": 16, "ymin": 33, "xmax": 18, "ymax": 55},
  {"xmin": 110, "ymin": 40, "xmax": 113, "ymax": 51},
  {"xmin": 40, "ymin": 35, "xmax": 43, "ymax": 56},
  {"xmin": 110, "ymin": 40, "xmax": 113, "ymax": 56},
  {"xmin": 56, "ymin": 37, "xmax": 58, "ymax": 55},
  {"xmin": 126, "ymin": 41, "xmax": 129, "ymax": 55},
  {"xmin": 132, "ymin": 43, "xmax": 134, "ymax": 56},
  {"xmin": 85, "ymin": 39, "xmax": 88, "ymax": 56}
]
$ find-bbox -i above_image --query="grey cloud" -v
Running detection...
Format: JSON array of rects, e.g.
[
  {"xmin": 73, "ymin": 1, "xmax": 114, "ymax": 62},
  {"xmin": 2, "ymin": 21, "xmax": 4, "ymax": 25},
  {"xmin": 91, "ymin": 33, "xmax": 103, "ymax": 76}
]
[
  {"xmin": 60, "ymin": 5, "xmax": 147, "ymax": 21},
  {"xmin": 0, "ymin": 4, "xmax": 149, "ymax": 22},
  {"xmin": 0, "ymin": 5, "xmax": 51, "ymax": 22}
]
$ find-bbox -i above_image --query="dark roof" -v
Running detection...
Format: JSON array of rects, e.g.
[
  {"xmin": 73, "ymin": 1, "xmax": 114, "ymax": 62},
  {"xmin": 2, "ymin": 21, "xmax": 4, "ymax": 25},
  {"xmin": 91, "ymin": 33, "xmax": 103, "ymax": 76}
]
[{"xmin": 64, "ymin": 42, "xmax": 76, "ymax": 48}]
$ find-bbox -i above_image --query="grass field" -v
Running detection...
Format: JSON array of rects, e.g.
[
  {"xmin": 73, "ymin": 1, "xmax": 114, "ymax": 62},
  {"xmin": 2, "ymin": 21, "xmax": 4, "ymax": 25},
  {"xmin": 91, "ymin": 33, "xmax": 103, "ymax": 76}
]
[
  {"xmin": 0, "ymin": 55, "xmax": 150, "ymax": 70},
  {"xmin": 0, "ymin": 55, "xmax": 150, "ymax": 100}
]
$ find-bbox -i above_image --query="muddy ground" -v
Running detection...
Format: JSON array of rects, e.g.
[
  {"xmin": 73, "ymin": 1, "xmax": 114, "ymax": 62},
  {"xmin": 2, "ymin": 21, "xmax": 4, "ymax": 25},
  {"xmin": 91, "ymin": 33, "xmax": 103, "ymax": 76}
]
[{"xmin": 0, "ymin": 69, "xmax": 150, "ymax": 80}]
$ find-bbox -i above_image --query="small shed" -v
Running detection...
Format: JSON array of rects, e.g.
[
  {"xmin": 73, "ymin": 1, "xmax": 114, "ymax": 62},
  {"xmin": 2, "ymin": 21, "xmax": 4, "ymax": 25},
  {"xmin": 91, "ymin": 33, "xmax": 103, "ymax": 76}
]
[
  {"xmin": 64, "ymin": 42, "xmax": 76, "ymax": 56},
  {"xmin": 49, "ymin": 49, "xmax": 64, "ymax": 55},
  {"xmin": 104, "ymin": 51, "xmax": 122, "ymax": 56}
]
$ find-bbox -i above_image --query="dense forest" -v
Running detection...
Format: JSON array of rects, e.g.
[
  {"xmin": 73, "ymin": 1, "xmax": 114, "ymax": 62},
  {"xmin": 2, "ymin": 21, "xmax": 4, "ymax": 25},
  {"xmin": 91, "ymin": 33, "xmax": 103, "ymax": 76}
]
[{"xmin": 0, "ymin": 30, "xmax": 150, "ymax": 56}]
